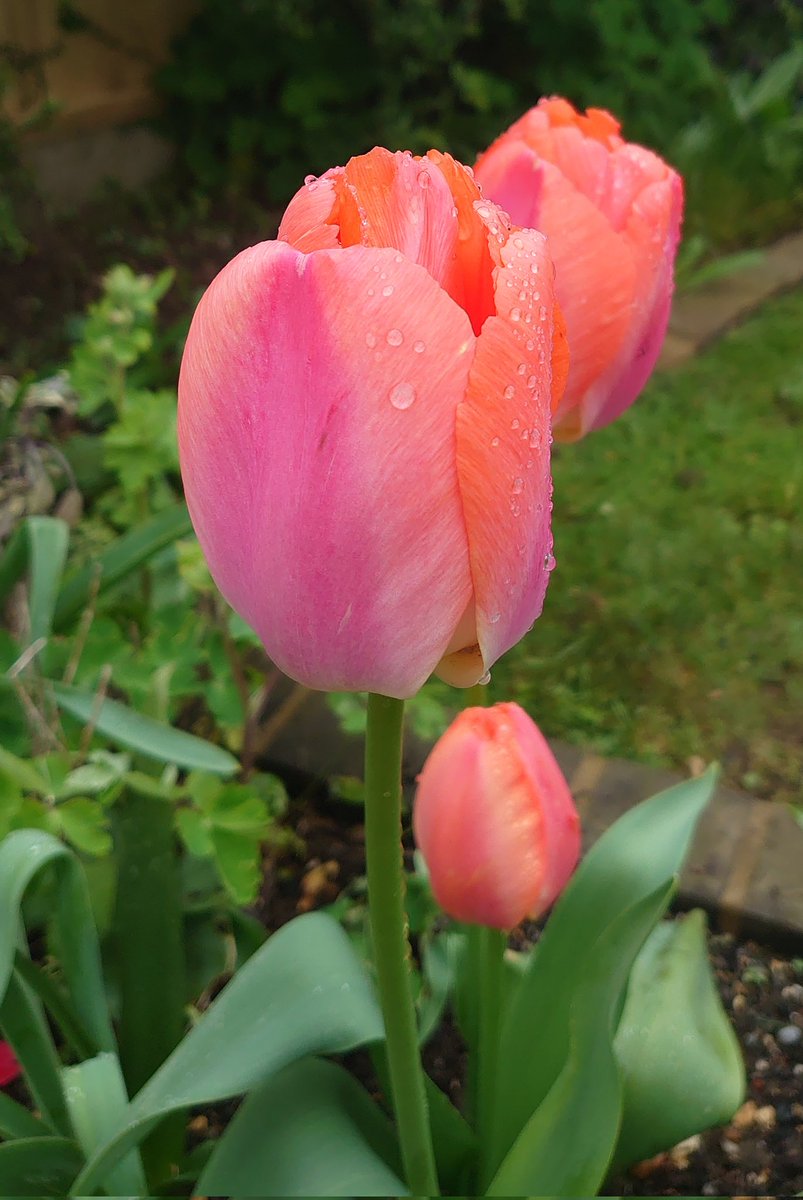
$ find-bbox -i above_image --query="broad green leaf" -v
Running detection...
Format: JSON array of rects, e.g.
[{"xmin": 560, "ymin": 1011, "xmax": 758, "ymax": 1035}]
[
  {"xmin": 63, "ymin": 1053, "xmax": 147, "ymax": 1196},
  {"xmin": 53, "ymin": 502, "xmax": 193, "ymax": 631},
  {"xmin": 0, "ymin": 969, "xmax": 69, "ymax": 1134},
  {"xmin": 56, "ymin": 797, "xmax": 111, "ymax": 856},
  {"xmin": 0, "ymin": 1088, "xmax": 48, "ymax": 1139},
  {"xmin": 0, "ymin": 1136, "xmax": 84, "ymax": 1196},
  {"xmin": 27, "ymin": 517, "xmax": 70, "ymax": 647},
  {"xmin": 425, "ymin": 1073, "xmax": 477, "ymax": 1195},
  {"xmin": 199, "ymin": 1057, "xmax": 406, "ymax": 1197},
  {"xmin": 488, "ymin": 881, "xmax": 675, "ymax": 1197},
  {"xmin": 59, "ymin": 754, "xmax": 130, "ymax": 798},
  {"xmin": 612, "ymin": 910, "xmax": 745, "ymax": 1170},
  {"xmin": 175, "ymin": 806, "xmax": 214, "ymax": 858},
  {"xmin": 489, "ymin": 767, "xmax": 717, "ymax": 1174},
  {"xmin": 0, "ymin": 828, "xmax": 115, "ymax": 1057},
  {"xmin": 52, "ymin": 682, "xmax": 239, "ymax": 775},
  {"xmin": 73, "ymin": 912, "xmax": 383, "ymax": 1194}
]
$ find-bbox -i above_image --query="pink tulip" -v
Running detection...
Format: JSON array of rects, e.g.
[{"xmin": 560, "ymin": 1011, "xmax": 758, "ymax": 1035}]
[
  {"xmin": 179, "ymin": 147, "xmax": 568, "ymax": 699},
  {"xmin": 475, "ymin": 97, "xmax": 683, "ymax": 440},
  {"xmin": 413, "ymin": 703, "xmax": 581, "ymax": 929},
  {"xmin": 0, "ymin": 1040, "xmax": 20, "ymax": 1087}
]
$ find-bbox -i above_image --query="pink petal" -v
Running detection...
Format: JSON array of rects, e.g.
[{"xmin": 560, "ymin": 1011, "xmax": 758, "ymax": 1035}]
[{"xmin": 179, "ymin": 240, "xmax": 476, "ymax": 698}]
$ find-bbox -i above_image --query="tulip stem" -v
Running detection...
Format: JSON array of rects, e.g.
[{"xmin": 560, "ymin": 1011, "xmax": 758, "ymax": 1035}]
[
  {"xmin": 477, "ymin": 924, "xmax": 506, "ymax": 1185},
  {"xmin": 364, "ymin": 692, "xmax": 439, "ymax": 1197}
]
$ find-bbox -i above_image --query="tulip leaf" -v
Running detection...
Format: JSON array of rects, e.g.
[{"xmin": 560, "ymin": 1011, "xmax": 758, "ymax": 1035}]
[
  {"xmin": 62, "ymin": 1053, "xmax": 147, "ymax": 1197},
  {"xmin": 488, "ymin": 879, "xmax": 675, "ymax": 1197},
  {"xmin": 489, "ymin": 766, "xmax": 717, "ymax": 1175},
  {"xmin": 1, "ymin": 968, "xmax": 70, "ymax": 1135},
  {"xmin": 612, "ymin": 909, "xmax": 745, "ymax": 1170},
  {"xmin": 51, "ymin": 682, "xmax": 239, "ymax": 776},
  {"xmin": 198, "ymin": 1057, "xmax": 406, "ymax": 1197},
  {"xmin": 0, "ymin": 828, "xmax": 115, "ymax": 1058},
  {"xmin": 72, "ymin": 912, "xmax": 384, "ymax": 1195},
  {"xmin": 0, "ymin": 1089, "xmax": 49, "ymax": 1140},
  {"xmin": 53, "ymin": 502, "xmax": 193, "ymax": 631},
  {"xmin": 0, "ymin": 1136, "xmax": 85, "ymax": 1197},
  {"xmin": 27, "ymin": 517, "xmax": 70, "ymax": 648}
]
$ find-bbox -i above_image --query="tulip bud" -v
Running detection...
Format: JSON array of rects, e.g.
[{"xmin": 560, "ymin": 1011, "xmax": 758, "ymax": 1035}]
[
  {"xmin": 476, "ymin": 97, "xmax": 683, "ymax": 440},
  {"xmin": 413, "ymin": 702, "xmax": 580, "ymax": 929},
  {"xmin": 179, "ymin": 147, "xmax": 567, "ymax": 700}
]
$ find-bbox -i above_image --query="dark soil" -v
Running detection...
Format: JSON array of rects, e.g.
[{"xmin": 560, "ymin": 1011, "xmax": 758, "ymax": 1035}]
[{"xmin": 257, "ymin": 790, "xmax": 803, "ymax": 1198}]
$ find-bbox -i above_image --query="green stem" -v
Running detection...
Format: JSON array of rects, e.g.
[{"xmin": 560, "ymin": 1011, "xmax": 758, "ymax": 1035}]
[
  {"xmin": 113, "ymin": 786, "xmax": 185, "ymax": 1185},
  {"xmin": 364, "ymin": 693, "xmax": 439, "ymax": 1197},
  {"xmin": 477, "ymin": 925, "xmax": 506, "ymax": 1187}
]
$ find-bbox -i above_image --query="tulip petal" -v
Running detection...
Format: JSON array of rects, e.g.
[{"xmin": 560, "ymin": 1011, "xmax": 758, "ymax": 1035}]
[
  {"xmin": 179, "ymin": 240, "xmax": 476, "ymax": 698},
  {"xmin": 445, "ymin": 221, "xmax": 557, "ymax": 682}
]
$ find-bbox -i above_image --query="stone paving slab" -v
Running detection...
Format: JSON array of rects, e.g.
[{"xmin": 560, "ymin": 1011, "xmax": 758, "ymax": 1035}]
[
  {"xmin": 658, "ymin": 229, "xmax": 803, "ymax": 369},
  {"xmin": 263, "ymin": 690, "xmax": 803, "ymax": 950}
]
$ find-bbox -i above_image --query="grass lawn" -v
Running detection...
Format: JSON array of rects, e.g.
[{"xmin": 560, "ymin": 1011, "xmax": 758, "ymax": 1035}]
[{"xmin": 490, "ymin": 287, "xmax": 803, "ymax": 803}]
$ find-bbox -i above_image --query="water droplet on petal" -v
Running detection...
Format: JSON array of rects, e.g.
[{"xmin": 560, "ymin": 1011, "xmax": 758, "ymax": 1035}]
[
  {"xmin": 386, "ymin": 328, "xmax": 403, "ymax": 346},
  {"xmin": 504, "ymin": 385, "xmax": 515, "ymax": 400},
  {"xmin": 491, "ymin": 436, "xmax": 500, "ymax": 447},
  {"xmin": 418, "ymin": 169, "xmax": 431, "ymax": 189},
  {"xmin": 479, "ymin": 670, "xmax": 491, "ymax": 685},
  {"xmin": 544, "ymin": 552, "xmax": 556, "ymax": 571},
  {"xmin": 382, "ymin": 284, "xmax": 394, "ymax": 297},
  {"xmin": 511, "ymin": 477, "xmax": 524, "ymax": 494},
  {"xmin": 517, "ymin": 362, "xmax": 527, "ymax": 375},
  {"xmin": 511, "ymin": 418, "xmax": 520, "ymax": 430},
  {"xmin": 413, "ymin": 339, "xmax": 426, "ymax": 353},
  {"xmin": 527, "ymin": 374, "xmax": 537, "ymax": 390},
  {"xmin": 394, "ymin": 252, "xmax": 404, "ymax": 263},
  {"xmin": 510, "ymin": 307, "xmax": 522, "ymax": 322},
  {"xmin": 489, "ymin": 611, "xmax": 501, "ymax": 624},
  {"xmin": 390, "ymin": 382, "xmax": 416, "ymax": 409}
]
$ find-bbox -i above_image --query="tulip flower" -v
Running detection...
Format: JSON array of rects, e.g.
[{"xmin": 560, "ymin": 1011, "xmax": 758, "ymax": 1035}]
[
  {"xmin": 179, "ymin": 147, "xmax": 568, "ymax": 699},
  {"xmin": 0, "ymin": 1040, "xmax": 20, "ymax": 1087},
  {"xmin": 475, "ymin": 97, "xmax": 683, "ymax": 440},
  {"xmin": 413, "ymin": 702, "xmax": 581, "ymax": 929}
]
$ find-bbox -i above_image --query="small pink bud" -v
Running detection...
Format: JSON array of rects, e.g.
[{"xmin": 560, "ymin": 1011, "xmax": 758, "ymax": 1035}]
[{"xmin": 413, "ymin": 702, "xmax": 580, "ymax": 930}]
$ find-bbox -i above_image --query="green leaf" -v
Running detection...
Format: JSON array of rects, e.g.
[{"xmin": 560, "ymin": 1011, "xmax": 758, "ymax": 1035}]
[
  {"xmin": 0, "ymin": 523, "xmax": 27, "ymax": 610},
  {"xmin": 72, "ymin": 911, "xmax": 384, "ymax": 1194},
  {"xmin": 425, "ymin": 1073, "xmax": 478, "ymax": 1196},
  {"xmin": 14, "ymin": 951, "xmax": 97, "ymax": 1062},
  {"xmin": 175, "ymin": 806, "xmax": 215, "ymax": 858},
  {"xmin": 26, "ymin": 517, "xmax": 70, "ymax": 647},
  {"xmin": 51, "ymin": 682, "xmax": 239, "ymax": 775},
  {"xmin": 0, "ymin": 828, "xmax": 115, "ymax": 1057},
  {"xmin": 612, "ymin": 910, "xmax": 745, "ymax": 1169},
  {"xmin": 56, "ymin": 797, "xmax": 112, "ymax": 856},
  {"xmin": 0, "ymin": 1136, "xmax": 84, "ymax": 1196},
  {"xmin": 0, "ymin": 968, "xmax": 70, "ymax": 1134},
  {"xmin": 198, "ymin": 1057, "xmax": 406, "ymax": 1197},
  {"xmin": 63, "ymin": 1053, "xmax": 147, "ymax": 1196},
  {"xmin": 0, "ymin": 744, "xmax": 49, "ymax": 793},
  {"xmin": 487, "ymin": 881, "xmax": 675, "ymax": 1197},
  {"xmin": 53, "ymin": 503, "xmax": 193, "ymax": 631},
  {"xmin": 210, "ymin": 826, "xmax": 261, "ymax": 905},
  {"xmin": 0, "ymin": 1088, "xmax": 49, "ymax": 1140},
  {"xmin": 489, "ymin": 767, "xmax": 717, "ymax": 1176}
]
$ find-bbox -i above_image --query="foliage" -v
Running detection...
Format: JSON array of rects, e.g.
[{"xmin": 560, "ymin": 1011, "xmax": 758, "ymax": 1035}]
[{"xmin": 156, "ymin": 0, "xmax": 729, "ymax": 199}]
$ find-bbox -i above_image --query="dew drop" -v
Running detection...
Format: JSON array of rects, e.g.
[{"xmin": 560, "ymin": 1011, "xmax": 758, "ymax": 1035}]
[
  {"xmin": 510, "ymin": 306, "xmax": 522, "ymax": 322},
  {"xmin": 489, "ymin": 611, "xmax": 501, "ymax": 624},
  {"xmin": 511, "ymin": 477, "xmax": 524, "ymax": 494},
  {"xmin": 386, "ymin": 328, "xmax": 404, "ymax": 346},
  {"xmin": 413, "ymin": 339, "xmax": 426, "ymax": 353},
  {"xmin": 539, "ymin": 304, "xmax": 548, "ymax": 321},
  {"xmin": 513, "ymin": 236, "xmax": 523, "ymax": 249},
  {"xmin": 543, "ymin": 552, "xmax": 556, "ymax": 571},
  {"xmin": 365, "ymin": 332, "xmax": 377, "ymax": 348},
  {"xmin": 418, "ymin": 169, "xmax": 431, "ymax": 189},
  {"xmin": 527, "ymin": 374, "xmax": 537, "ymax": 390},
  {"xmin": 511, "ymin": 418, "xmax": 520, "ymax": 430},
  {"xmin": 491, "ymin": 436, "xmax": 500, "ymax": 447},
  {"xmin": 393, "ymin": 252, "xmax": 404, "ymax": 263},
  {"xmin": 504, "ymin": 384, "xmax": 515, "ymax": 400},
  {"xmin": 389, "ymin": 382, "xmax": 416, "ymax": 409},
  {"xmin": 510, "ymin": 499, "xmax": 521, "ymax": 517},
  {"xmin": 479, "ymin": 670, "xmax": 491, "ymax": 685},
  {"xmin": 517, "ymin": 362, "xmax": 527, "ymax": 375},
  {"xmin": 382, "ymin": 284, "xmax": 395, "ymax": 297},
  {"xmin": 304, "ymin": 173, "xmax": 319, "ymax": 190},
  {"xmin": 529, "ymin": 429, "xmax": 542, "ymax": 449}
]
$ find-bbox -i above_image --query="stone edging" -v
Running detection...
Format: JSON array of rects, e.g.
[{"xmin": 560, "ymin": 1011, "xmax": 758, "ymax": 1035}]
[
  {"xmin": 659, "ymin": 230, "xmax": 803, "ymax": 369},
  {"xmin": 263, "ymin": 691, "xmax": 803, "ymax": 950}
]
